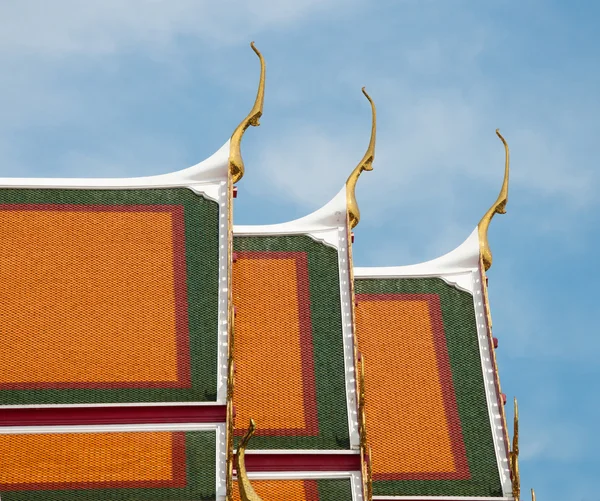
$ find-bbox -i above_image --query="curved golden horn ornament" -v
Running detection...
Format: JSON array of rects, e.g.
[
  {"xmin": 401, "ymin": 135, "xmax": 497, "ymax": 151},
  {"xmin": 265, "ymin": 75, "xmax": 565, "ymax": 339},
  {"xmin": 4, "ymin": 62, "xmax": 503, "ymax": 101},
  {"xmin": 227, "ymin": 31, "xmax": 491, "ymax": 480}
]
[
  {"xmin": 346, "ymin": 87, "xmax": 377, "ymax": 229},
  {"xmin": 236, "ymin": 419, "xmax": 263, "ymax": 501},
  {"xmin": 477, "ymin": 129, "xmax": 510, "ymax": 270},
  {"xmin": 531, "ymin": 488, "xmax": 536, "ymax": 501},
  {"xmin": 511, "ymin": 397, "xmax": 520, "ymax": 501},
  {"xmin": 229, "ymin": 42, "xmax": 266, "ymax": 184}
]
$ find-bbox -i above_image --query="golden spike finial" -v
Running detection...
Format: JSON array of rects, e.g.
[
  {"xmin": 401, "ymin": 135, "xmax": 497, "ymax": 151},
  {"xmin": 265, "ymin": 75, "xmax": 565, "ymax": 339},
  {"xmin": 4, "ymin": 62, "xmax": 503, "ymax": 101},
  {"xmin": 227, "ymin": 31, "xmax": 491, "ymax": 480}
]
[
  {"xmin": 236, "ymin": 419, "xmax": 263, "ymax": 501},
  {"xmin": 346, "ymin": 87, "xmax": 376, "ymax": 229},
  {"xmin": 531, "ymin": 488, "xmax": 536, "ymax": 501},
  {"xmin": 511, "ymin": 397, "xmax": 520, "ymax": 500},
  {"xmin": 229, "ymin": 42, "xmax": 266, "ymax": 184},
  {"xmin": 478, "ymin": 129, "xmax": 510, "ymax": 270}
]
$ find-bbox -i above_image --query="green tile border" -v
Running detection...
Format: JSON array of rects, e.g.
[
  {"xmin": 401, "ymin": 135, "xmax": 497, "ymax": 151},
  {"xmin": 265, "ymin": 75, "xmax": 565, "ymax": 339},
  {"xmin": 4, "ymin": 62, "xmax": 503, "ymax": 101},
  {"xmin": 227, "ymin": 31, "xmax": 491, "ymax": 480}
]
[{"xmin": 316, "ymin": 478, "xmax": 354, "ymax": 500}]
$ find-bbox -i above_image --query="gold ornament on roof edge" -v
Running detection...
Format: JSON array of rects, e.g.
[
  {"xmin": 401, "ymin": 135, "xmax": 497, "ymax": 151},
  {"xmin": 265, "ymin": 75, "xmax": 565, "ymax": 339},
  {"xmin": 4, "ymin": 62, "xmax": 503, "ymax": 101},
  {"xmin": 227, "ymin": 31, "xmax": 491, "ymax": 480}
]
[
  {"xmin": 346, "ymin": 87, "xmax": 376, "ymax": 229},
  {"xmin": 478, "ymin": 129, "xmax": 510, "ymax": 270},
  {"xmin": 358, "ymin": 355, "xmax": 367, "ymax": 447},
  {"xmin": 357, "ymin": 354, "xmax": 372, "ymax": 500},
  {"xmin": 229, "ymin": 42, "xmax": 266, "ymax": 184},
  {"xmin": 511, "ymin": 397, "xmax": 520, "ymax": 500},
  {"xmin": 225, "ymin": 401, "xmax": 235, "ymax": 500},
  {"xmin": 236, "ymin": 419, "xmax": 263, "ymax": 501},
  {"xmin": 365, "ymin": 445, "xmax": 373, "ymax": 501}
]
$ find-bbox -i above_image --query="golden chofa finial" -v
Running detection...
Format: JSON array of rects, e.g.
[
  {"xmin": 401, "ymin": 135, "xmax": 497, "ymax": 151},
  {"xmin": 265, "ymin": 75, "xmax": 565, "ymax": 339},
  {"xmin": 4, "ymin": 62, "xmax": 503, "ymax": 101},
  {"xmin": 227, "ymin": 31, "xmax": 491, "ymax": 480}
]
[
  {"xmin": 229, "ymin": 42, "xmax": 266, "ymax": 184},
  {"xmin": 477, "ymin": 129, "xmax": 510, "ymax": 270},
  {"xmin": 346, "ymin": 87, "xmax": 376, "ymax": 229},
  {"xmin": 531, "ymin": 488, "xmax": 536, "ymax": 501},
  {"xmin": 236, "ymin": 419, "xmax": 263, "ymax": 501},
  {"xmin": 511, "ymin": 397, "xmax": 520, "ymax": 501}
]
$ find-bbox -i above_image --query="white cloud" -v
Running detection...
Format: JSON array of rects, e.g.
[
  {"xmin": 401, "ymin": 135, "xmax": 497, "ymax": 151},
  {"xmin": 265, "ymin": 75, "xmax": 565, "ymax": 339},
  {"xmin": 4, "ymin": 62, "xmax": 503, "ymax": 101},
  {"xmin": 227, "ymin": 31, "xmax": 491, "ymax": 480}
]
[
  {"xmin": 55, "ymin": 134, "xmax": 190, "ymax": 178},
  {"xmin": 519, "ymin": 384, "xmax": 590, "ymax": 463},
  {"xmin": 0, "ymin": 4, "xmax": 597, "ymax": 498},
  {"xmin": 251, "ymin": 84, "xmax": 591, "ymax": 218},
  {"xmin": 0, "ymin": 0, "xmax": 357, "ymax": 56},
  {"xmin": 0, "ymin": 0, "xmax": 591, "ymax": 213},
  {"xmin": 522, "ymin": 419, "xmax": 585, "ymax": 462},
  {"xmin": 513, "ymin": 129, "xmax": 594, "ymax": 206}
]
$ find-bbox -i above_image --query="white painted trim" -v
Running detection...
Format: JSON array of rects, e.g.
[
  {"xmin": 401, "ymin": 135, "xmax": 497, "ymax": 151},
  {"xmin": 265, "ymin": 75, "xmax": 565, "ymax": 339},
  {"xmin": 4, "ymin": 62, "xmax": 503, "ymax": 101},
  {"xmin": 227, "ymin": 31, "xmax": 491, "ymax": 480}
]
[
  {"xmin": 215, "ymin": 422, "xmax": 227, "ymax": 500},
  {"xmin": 354, "ymin": 228, "xmax": 480, "ymax": 294},
  {"xmin": 0, "ymin": 140, "xmax": 230, "ymax": 194},
  {"xmin": 350, "ymin": 471, "xmax": 366, "ymax": 501},
  {"xmin": 233, "ymin": 471, "xmax": 363, "ymax": 501},
  {"xmin": 373, "ymin": 497, "xmax": 512, "ymax": 500},
  {"xmin": 338, "ymin": 225, "xmax": 360, "ymax": 449},
  {"xmin": 0, "ymin": 422, "xmax": 227, "ymax": 501},
  {"xmin": 472, "ymin": 271, "xmax": 512, "ymax": 496},
  {"xmin": 0, "ymin": 422, "xmax": 221, "ymax": 434},
  {"xmin": 0, "ymin": 401, "xmax": 224, "ymax": 409},
  {"xmin": 239, "ymin": 449, "xmax": 360, "ymax": 455},
  {"xmin": 216, "ymin": 179, "xmax": 230, "ymax": 403},
  {"xmin": 238, "ymin": 470, "xmax": 358, "ymax": 479},
  {"xmin": 234, "ymin": 186, "xmax": 347, "ymax": 248}
]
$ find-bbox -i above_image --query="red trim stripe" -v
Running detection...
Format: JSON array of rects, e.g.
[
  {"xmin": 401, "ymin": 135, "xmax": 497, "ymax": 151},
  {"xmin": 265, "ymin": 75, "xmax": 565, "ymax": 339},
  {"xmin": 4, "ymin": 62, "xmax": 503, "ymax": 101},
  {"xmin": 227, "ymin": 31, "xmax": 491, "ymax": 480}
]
[
  {"xmin": 171, "ymin": 205, "xmax": 192, "ymax": 387},
  {"xmin": 304, "ymin": 479, "xmax": 320, "ymax": 501},
  {"xmin": 0, "ymin": 405, "xmax": 226, "ymax": 426},
  {"xmin": 234, "ymin": 453, "xmax": 360, "ymax": 472}
]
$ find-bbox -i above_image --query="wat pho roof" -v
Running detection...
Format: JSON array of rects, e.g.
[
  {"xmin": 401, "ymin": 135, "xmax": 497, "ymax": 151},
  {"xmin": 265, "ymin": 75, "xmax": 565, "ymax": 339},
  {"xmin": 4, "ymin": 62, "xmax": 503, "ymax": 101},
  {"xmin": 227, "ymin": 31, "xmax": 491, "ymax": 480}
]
[{"xmin": 0, "ymin": 44, "xmax": 533, "ymax": 501}]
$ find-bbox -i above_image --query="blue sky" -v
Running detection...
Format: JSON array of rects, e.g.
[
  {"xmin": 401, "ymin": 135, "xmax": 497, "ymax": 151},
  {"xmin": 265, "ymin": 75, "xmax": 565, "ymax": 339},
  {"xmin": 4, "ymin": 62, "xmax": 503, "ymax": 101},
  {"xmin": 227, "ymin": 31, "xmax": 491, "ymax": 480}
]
[{"xmin": 1, "ymin": 1, "xmax": 598, "ymax": 499}]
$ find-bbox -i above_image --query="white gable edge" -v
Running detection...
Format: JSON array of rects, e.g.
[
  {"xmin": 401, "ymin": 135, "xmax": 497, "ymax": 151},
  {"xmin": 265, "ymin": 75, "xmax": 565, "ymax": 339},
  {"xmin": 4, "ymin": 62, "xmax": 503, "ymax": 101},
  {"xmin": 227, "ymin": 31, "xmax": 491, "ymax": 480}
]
[
  {"xmin": 0, "ymin": 140, "xmax": 231, "ymax": 201},
  {"xmin": 234, "ymin": 186, "xmax": 347, "ymax": 248},
  {"xmin": 354, "ymin": 227, "xmax": 480, "ymax": 294}
]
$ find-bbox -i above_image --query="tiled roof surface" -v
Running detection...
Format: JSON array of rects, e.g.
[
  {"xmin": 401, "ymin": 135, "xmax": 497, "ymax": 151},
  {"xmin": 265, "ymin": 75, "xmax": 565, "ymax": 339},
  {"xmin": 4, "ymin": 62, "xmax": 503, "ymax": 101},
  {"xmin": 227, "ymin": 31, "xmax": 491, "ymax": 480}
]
[
  {"xmin": 232, "ymin": 478, "xmax": 352, "ymax": 501},
  {"xmin": 0, "ymin": 429, "xmax": 216, "ymax": 500},
  {"xmin": 232, "ymin": 235, "xmax": 350, "ymax": 450},
  {"xmin": 355, "ymin": 277, "xmax": 503, "ymax": 498},
  {"xmin": 0, "ymin": 188, "xmax": 220, "ymax": 405}
]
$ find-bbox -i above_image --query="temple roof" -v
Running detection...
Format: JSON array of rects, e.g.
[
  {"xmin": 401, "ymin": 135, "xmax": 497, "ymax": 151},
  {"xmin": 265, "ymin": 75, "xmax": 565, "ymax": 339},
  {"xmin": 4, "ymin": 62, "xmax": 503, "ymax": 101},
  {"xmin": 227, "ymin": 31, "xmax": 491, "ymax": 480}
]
[
  {"xmin": 354, "ymin": 271, "xmax": 510, "ymax": 497},
  {"xmin": 0, "ymin": 424, "xmax": 224, "ymax": 501},
  {"xmin": 0, "ymin": 43, "xmax": 531, "ymax": 501},
  {"xmin": 232, "ymin": 231, "xmax": 357, "ymax": 450},
  {"xmin": 350, "ymin": 129, "xmax": 513, "ymax": 499},
  {"xmin": 0, "ymin": 184, "xmax": 227, "ymax": 406},
  {"xmin": 232, "ymin": 477, "xmax": 358, "ymax": 501}
]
